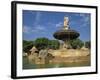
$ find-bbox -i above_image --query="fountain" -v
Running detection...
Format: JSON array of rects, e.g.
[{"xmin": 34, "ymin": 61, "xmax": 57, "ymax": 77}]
[
  {"xmin": 53, "ymin": 17, "xmax": 80, "ymax": 49},
  {"xmin": 24, "ymin": 16, "xmax": 90, "ymax": 68}
]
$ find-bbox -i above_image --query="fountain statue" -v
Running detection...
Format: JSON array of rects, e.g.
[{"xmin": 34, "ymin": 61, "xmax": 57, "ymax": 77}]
[{"xmin": 53, "ymin": 16, "xmax": 80, "ymax": 49}]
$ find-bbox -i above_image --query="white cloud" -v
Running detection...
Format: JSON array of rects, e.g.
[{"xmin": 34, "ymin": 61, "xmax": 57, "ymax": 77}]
[
  {"xmin": 35, "ymin": 25, "xmax": 45, "ymax": 30},
  {"xmin": 23, "ymin": 26, "xmax": 31, "ymax": 33},
  {"xmin": 79, "ymin": 14, "xmax": 90, "ymax": 28},
  {"xmin": 34, "ymin": 12, "xmax": 41, "ymax": 26},
  {"xmin": 36, "ymin": 12, "xmax": 41, "ymax": 22},
  {"xmin": 55, "ymin": 22, "xmax": 63, "ymax": 28},
  {"xmin": 28, "ymin": 11, "xmax": 41, "ymax": 23},
  {"xmin": 23, "ymin": 25, "xmax": 46, "ymax": 34},
  {"xmin": 79, "ymin": 14, "xmax": 90, "ymax": 22},
  {"xmin": 31, "ymin": 11, "xmax": 46, "ymax": 33}
]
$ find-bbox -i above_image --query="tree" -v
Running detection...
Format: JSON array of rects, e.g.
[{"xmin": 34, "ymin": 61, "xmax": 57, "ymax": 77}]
[
  {"xmin": 48, "ymin": 40, "xmax": 60, "ymax": 49},
  {"xmin": 85, "ymin": 41, "xmax": 91, "ymax": 49},
  {"xmin": 70, "ymin": 39, "xmax": 84, "ymax": 49},
  {"xmin": 34, "ymin": 37, "xmax": 49, "ymax": 50},
  {"xmin": 23, "ymin": 40, "xmax": 34, "ymax": 52}
]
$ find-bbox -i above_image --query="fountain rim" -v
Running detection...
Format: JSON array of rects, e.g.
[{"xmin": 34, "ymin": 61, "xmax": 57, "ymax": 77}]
[{"xmin": 53, "ymin": 28, "xmax": 80, "ymax": 40}]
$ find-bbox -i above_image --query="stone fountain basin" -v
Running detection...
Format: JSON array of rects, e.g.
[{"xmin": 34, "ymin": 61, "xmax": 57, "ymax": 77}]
[
  {"xmin": 51, "ymin": 49, "xmax": 90, "ymax": 57},
  {"xmin": 49, "ymin": 49, "xmax": 90, "ymax": 63},
  {"xmin": 53, "ymin": 29, "xmax": 80, "ymax": 40}
]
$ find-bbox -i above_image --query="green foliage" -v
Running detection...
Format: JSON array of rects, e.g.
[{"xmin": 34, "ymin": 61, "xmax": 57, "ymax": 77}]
[
  {"xmin": 23, "ymin": 37, "xmax": 86, "ymax": 52},
  {"xmin": 48, "ymin": 40, "xmax": 60, "ymax": 49},
  {"xmin": 70, "ymin": 39, "xmax": 84, "ymax": 49},
  {"xmin": 23, "ymin": 40, "xmax": 34, "ymax": 52},
  {"xmin": 85, "ymin": 41, "xmax": 91, "ymax": 49},
  {"xmin": 23, "ymin": 38, "xmax": 60, "ymax": 52},
  {"xmin": 34, "ymin": 37, "xmax": 49, "ymax": 50},
  {"xmin": 34, "ymin": 38, "xmax": 60, "ymax": 50}
]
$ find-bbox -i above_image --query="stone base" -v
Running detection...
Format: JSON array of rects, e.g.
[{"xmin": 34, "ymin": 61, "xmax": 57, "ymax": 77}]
[
  {"xmin": 51, "ymin": 49, "xmax": 90, "ymax": 57},
  {"xmin": 28, "ymin": 49, "xmax": 90, "ymax": 64},
  {"xmin": 50, "ymin": 56, "xmax": 90, "ymax": 63}
]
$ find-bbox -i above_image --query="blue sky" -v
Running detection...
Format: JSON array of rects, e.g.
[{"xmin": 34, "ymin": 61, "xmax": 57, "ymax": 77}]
[{"xmin": 23, "ymin": 10, "xmax": 91, "ymax": 41}]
